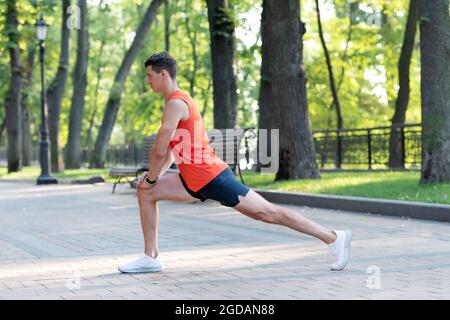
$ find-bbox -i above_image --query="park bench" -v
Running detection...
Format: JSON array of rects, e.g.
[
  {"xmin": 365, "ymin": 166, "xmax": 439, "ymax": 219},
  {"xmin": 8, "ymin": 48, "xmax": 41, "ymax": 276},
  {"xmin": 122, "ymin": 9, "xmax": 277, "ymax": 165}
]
[
  {"xmin": 109, "ymin": 134, "xmax": 159, "ymax": 193},
  {"xmin": 207, "ymin": 128, "xmax": 246, "ymax": 184},
  {"xmin": 109, "ymin": 128, "xmax": 248, "ymax": 193}
]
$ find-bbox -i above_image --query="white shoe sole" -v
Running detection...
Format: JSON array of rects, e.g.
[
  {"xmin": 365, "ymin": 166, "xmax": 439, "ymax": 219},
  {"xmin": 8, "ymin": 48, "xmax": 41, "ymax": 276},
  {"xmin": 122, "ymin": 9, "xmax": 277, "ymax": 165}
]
[
  {"xmin": 118, "ymin": 266, "xmax": 163, "ymax": 274},
  {"xmin": 331, "ymin": 230, "xmax": 352, "ymax": 271}
]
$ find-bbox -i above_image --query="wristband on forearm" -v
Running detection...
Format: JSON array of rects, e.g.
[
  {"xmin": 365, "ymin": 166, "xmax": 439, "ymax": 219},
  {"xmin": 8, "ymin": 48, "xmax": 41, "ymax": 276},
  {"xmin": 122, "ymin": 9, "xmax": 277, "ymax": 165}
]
[{"xmin": 145, "ymin": 175, "xmax": 158, "ymax": 184}]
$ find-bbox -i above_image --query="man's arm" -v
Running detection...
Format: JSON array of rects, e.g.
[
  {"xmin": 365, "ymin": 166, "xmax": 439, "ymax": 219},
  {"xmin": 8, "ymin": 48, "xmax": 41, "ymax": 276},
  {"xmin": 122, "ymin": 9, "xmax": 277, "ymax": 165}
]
[
  {"xmin": 158, "ymin": 148, "xmax": 175, "ymax": 177},
  {"xmin": 146, "ymin": 99, "xmax": 187, "ymax": 182}
]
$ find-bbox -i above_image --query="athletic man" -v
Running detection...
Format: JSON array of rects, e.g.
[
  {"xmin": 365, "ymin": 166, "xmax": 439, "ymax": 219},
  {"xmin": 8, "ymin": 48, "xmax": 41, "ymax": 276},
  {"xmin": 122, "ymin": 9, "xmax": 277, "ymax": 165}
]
[{"xmin": 118, "ymin": 52, "xmax": 351, "ymax": 273}]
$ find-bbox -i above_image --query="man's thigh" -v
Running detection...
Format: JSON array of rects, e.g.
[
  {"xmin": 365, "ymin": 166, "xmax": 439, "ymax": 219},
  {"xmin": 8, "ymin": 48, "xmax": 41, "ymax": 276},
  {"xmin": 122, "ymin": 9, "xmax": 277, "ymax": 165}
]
[
  {"xmin": 137, "ymin": 173, "xmax": 199, "ymax": 202},
  {"xmin": 233, "ymin": 189, "xmax": 276, "ymax": 218}
]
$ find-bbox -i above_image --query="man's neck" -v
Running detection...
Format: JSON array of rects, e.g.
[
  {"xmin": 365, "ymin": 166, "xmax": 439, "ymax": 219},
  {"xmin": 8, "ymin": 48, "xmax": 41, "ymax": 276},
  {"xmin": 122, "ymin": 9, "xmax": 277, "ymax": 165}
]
[{"xmin": 161, "ymin": 83, "xmax": 180, "ymax": 100}]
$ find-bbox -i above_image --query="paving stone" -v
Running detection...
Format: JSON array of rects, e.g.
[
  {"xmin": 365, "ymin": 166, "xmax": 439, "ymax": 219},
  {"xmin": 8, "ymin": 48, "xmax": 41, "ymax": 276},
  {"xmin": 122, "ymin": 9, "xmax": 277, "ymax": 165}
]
[{"xmin": 1, "ymin": 181, "xmax": 450, "ymax": 299}]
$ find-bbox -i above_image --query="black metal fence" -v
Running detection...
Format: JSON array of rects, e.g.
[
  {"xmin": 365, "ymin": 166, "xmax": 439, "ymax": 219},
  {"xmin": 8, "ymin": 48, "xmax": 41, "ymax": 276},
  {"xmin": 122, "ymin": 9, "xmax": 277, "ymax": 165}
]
[
  {"xmin": 313, "ymin": 123, "xmax": 422, "ymax": 170},
  {"xmin": 74, "ymin": 144, "xmax": 144, "ymax": 167},
  {"xmin": 0, "ymin": 123, "xmax": 423, "ymax": 171}
]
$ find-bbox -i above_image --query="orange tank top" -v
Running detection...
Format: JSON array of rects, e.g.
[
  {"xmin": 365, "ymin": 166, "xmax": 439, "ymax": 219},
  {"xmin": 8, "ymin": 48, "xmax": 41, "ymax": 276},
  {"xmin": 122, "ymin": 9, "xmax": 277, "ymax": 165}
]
[{"xmin": 163, "ymin": 89, "xmax": 229, "ymax": 192}]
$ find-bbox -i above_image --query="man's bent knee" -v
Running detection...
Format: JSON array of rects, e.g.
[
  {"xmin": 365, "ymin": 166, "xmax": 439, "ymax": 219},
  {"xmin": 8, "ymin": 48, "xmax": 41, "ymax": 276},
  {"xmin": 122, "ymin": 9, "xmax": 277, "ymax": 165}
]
[{"xmin": 137, "ymin": 187, "xmax": 158, "ymax": 202}]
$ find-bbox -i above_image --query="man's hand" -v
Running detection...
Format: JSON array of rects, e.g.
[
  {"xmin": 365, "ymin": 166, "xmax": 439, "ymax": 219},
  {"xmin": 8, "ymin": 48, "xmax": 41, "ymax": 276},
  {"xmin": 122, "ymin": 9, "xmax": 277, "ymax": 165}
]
[{"xmin": 136, "ymin": 171, "xmax": 155, "ymax": 190}]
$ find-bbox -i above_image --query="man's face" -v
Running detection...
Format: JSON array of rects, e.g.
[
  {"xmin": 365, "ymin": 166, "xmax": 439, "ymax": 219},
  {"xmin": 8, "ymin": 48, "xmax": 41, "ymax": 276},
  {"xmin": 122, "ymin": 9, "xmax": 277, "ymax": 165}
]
[{"xmin": 146, "ymin": 65, "xmax": 163, "ymax": 93}]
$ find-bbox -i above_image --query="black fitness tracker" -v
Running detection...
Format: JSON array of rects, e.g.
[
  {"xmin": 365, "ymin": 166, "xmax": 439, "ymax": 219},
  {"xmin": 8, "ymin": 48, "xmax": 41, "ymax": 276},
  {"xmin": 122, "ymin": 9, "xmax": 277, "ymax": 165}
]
[{"xmin": 145, "ymin": 175, "xmax": 158, "ymax": 184}]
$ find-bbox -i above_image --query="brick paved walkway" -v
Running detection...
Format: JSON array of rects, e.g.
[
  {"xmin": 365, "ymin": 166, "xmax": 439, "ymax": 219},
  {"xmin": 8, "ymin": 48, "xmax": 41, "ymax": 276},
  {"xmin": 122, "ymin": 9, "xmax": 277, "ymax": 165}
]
[{"xmin": 1, "ymin": 180, "xmax": 449, "ymax": 299}]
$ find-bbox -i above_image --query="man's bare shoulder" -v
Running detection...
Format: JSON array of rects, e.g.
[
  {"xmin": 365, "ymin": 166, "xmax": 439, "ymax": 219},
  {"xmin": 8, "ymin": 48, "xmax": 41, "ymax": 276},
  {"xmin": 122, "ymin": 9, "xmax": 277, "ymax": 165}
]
[{"xmin": 165, "ymin": 98, "xmax": 189, "ymax": 121}]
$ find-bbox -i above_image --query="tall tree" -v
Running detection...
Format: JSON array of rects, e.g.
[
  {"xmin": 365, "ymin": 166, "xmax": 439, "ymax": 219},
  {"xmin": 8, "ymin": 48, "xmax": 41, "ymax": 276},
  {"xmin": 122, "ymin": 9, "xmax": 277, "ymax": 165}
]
[
  {"xmin": 184, "ymin": 0, "xmax": 198, "ymax": 97},
  {"xmin": 200, "ymin": 78, "xmax": 211, "ymax": 118},
  {"xmin": 315, "ymin": 0, "xmax": 343, "ymax": 168},
  {"xmin": 263, "ymin": 0, "xmax": 320, "ymax": 180},
  {"xmin": 85, "ymin": 0, "xmax": 109, "ymax": 147},
  {"xmin": 388, "ymin": 0, "xmax": 419, "ymax": 169},
  {"xmin": 381, "ymin": 6, "xmax": 398, "ymax": 110},
  {"xmin": 319, "ymin": 15, "xmax": 353, "ymax": 168},
  {"xmin": 84, "ymin": 38, "xmax": 105, "ymax": 147},
  {"xmin": 0, "ymin": 118, "xmax": 5, "ymax": 145},
  {"xmin": 164, "ymin": 0, "xmax": 171, "ymax": 52},
  {"xmin": 90, "ymin": 0, "xmax": 165, "ymax": 168},
  {"xmin": 419, "ymin": 0, "xmax": 450, "ymax": 183},
  {"xmin": 315, "ymin": 0, "xmax": 343, "ymax": 130},
  {"xmin": 206, "ymin": 0, "xmax": 238, "ymax": 128},
  {"xmin": 21, "ymin": 43, "xmax": 36, "ymax": 167},
  {"xmin": 47, "ymin": 0, "xmax": 71, "ymax": 172},
  {"xmin": 256, "ymin": 3, "xmax": 274, "ymax": 172},
  {"xmin": 65, "ymin": 0, "xmax": 88, "ymax": 169},
  {"xmin": 4, "ymin": 0, "xmax": 23, "ymax": 172}
]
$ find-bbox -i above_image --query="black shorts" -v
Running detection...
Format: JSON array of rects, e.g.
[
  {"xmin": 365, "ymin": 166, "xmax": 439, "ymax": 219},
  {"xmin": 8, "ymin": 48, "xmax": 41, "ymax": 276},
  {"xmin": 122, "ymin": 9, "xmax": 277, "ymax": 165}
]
[{"xmin": 179, "ymin": 167, "xmax": 250, "ymax": 207}]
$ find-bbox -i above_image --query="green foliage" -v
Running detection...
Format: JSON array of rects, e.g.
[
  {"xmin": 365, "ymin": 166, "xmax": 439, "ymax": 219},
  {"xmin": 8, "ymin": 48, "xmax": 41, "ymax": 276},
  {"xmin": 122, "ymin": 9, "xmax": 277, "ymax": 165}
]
[
  {"xmin": 302, "ymin": 0, "xmax": 421, "ymax": 131},
  {"xmin": 0, "ymin": 0, "xmax": 423, "ymax": 153}
]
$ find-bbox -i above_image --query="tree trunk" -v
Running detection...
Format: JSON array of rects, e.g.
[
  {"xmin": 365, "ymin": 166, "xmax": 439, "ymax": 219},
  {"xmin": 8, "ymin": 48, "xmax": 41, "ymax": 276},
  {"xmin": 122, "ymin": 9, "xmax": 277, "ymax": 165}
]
[
  {"xmin": 264, "ymin": 0, "xmax": 320, "ymax": 181},
  {"xmin": 164, "ymin": 0, "xmax": 170, "ymax": 52},
  {"xmin": 315, "ymin": 0, "xmax": 343, "ymax": 130},
  {"xmin": 21, "ymin": 44, "xmax": 36, "ymax": 167},
  {"xmin": 206, "ymin": 0, "xmax": 238, "ymax": 128},
  {"xmin": 65, "ymin": 0, "xmax": 89, "ymax": 169},
  {"xmin": 315, "ymin": 0, "xmax": 343, "ymax": 169},
  {"xmin": 85, "ymin": 0, "xmax": 109, "ymax": 147},
  {"xmin": 419, "ymin": 0, "xmax": 450, "ymax": 183},
  {"xmin": 320, "ymin": 17, "xmax": 352, "ymax": 168},
  {"xmin": 90, "ymin": 0, "xmax": 165, "ymax": 168},
  {"xmin": 184, "ymin": 7, "xmax": 198, "ymax": 97},
  {"xmin": 388, "ymin": 0, "xmax": 419, "ymax": 169},
  {"xmin": 325, "ymin": 17, "xmax": 353, "ymax": 114},
  {"xmin": 381, "ymin": 8, "xmax": 397, "ymax": 110},
  {"xmin": 84, "ymin": 40, "xmax": 105, "ymax": 147},
  {"xmin": 47, "ymin": 0, "xmax": 71, "ymax": 172},
  {"xmin": 0, "ymin": 118, "xmax": 6, "ymax": 145},
  {"xmin": 201, "ymin": 78, "xmax": 211, "ymax": 118},
  {"xmin": 5, "ymin": 0, "xmax": 22, "ymax": 173},
  {"xmin": 256, "ymin": 4, "xmax": 274, "ymax": 172}
]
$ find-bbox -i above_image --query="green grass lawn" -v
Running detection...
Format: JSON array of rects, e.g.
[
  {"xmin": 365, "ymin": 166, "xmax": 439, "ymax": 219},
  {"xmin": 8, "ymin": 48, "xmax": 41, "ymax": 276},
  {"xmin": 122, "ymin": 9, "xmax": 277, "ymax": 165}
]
[
  {"xmin": 0, "ymin": 166, "xmax": 112, "ymax": 182},
  {"xmin": 242, "ymin": 170, "xmax": 450, "ymax": 205},
  {"xmin": 1, "ymin": 166, "xmax": 449, "ymax": 205}
]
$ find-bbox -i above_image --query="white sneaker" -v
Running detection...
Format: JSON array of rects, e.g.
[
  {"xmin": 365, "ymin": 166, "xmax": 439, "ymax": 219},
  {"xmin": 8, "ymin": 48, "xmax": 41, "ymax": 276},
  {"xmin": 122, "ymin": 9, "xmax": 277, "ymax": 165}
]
[
  {"xmin": 118, "ymin": 253, "xmax": 163, "ymax": 273},
  {"xmin": 328, "ymin": 230, "xmax": 352, "ymax": 271}
]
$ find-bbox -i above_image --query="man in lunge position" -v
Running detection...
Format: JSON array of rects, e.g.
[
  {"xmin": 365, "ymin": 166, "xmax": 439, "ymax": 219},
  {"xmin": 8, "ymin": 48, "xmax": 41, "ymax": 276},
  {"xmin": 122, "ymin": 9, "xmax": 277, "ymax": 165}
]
[{"xmin": 118, "ymin": 52, "xmax": 351, "ymax": 273}]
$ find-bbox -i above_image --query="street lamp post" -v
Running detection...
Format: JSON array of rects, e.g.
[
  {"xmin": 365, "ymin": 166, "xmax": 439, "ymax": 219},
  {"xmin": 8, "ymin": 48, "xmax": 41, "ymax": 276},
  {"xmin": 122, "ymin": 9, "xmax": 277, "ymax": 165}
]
[{"xmin": 36, "ymin": 17, "xmax": 57, "ymax": 185}]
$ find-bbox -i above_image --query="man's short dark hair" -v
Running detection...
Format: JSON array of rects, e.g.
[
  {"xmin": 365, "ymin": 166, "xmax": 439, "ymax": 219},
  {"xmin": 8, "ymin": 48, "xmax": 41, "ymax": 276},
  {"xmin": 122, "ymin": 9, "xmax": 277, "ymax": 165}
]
[{"xmin": 144, "ymin": 52, "xmax": 177, "ymax": 79}]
